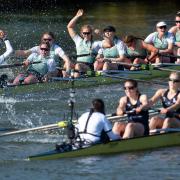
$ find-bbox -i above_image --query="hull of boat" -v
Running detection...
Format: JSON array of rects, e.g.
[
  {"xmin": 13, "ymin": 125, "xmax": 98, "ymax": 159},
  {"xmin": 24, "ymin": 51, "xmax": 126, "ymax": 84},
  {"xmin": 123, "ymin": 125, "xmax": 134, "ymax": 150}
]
[
  {"xmin": 29, "ymin": 132, "xmax": 180, "ymax": 160},
  {"xmin": 1, "ymin": 66, "xmax": 180, "ymax": 95}
]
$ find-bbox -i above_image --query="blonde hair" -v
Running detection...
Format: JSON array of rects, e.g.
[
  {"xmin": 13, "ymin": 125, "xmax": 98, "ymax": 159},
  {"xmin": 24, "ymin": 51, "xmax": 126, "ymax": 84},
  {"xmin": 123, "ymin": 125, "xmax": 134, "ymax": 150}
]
[
  {"xmin": 80, "ymin": 25, "xmax": 93, "ymax": 33},
  {"xmin": 170, "ymin": 72, "xmax": 180, "ymax": 80}
]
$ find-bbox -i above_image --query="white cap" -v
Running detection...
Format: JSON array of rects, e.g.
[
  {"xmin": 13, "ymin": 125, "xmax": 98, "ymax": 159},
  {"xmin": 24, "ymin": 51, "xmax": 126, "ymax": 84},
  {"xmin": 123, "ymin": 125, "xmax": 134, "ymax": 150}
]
[{"xmin": 156, "ymin": 21, "xmax": 167, "ymax": 27}]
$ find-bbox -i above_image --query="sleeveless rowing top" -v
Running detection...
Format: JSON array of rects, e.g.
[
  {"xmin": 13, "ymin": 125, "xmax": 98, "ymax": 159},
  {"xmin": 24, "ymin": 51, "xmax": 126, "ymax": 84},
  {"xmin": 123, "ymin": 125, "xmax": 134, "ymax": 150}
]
[
  {"xmin": 27, "ymin": 54, "xmax": 48, "ymax": 76},
  {"xmin": 153, "ymin": 32, "xmax": 169, "ymax": 50},
  {"xmin": 76, "ymin": 39, "xmax": 95, "ymax": 64},
  {"xmin": 175, "ymin": 29, "xmax": 180, "ymax": 42},
  {"xmin": 126, "ymin": 94, "xmax": 149, "ymax": 135},
  {"xmin": 102, "ymin": 45, "xmax": 119, "ymax": 58},
  {"xmin": 125, "ymin": 39, "xmax": 147, "ymax": 57},
  {"xmin": 161, "ymin": 89, "xmax": 180, "ymax": 116},
  {"xmin": 49, "ymin": 44, "xmax": 61, "ymax": 66}
]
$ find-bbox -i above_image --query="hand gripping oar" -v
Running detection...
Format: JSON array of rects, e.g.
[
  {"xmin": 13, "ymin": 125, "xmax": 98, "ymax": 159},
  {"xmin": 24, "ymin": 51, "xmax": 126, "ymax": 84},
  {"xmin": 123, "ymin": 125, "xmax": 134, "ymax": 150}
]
[{"xmin": 0, "ymin": 61, "xmax": 41, "ymax": 69}]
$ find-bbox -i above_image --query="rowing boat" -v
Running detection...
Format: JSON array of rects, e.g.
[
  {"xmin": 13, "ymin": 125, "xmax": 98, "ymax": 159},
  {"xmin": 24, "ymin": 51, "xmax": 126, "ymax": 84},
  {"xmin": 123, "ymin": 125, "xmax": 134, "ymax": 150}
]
[
  {"xmin": 28, "ymin": 131, "xmax": 180, "ymax": 160},
  {"xmin": 1, "ymin": 64, "xmax": 180, "ymax": 95}
]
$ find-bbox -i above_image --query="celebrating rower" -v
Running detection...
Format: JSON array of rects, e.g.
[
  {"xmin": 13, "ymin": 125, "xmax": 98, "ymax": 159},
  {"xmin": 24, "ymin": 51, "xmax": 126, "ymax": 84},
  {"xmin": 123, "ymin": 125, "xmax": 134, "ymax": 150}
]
[
  {"xmin": 169, "ymin": 11, "xmax": 180, "ymax": 64},
  {"xmin": 13, "ymin": 42, "xmax": 56, "ymax": 85},
  {"xmin": 0, "ymin": 30, "xmax": 13, "ymax": 65},
  {"xmin": 123, "ymin": 35, "xmax": 158, "ymax": 70},
  {"xmin": 94, "ymin": 25, "xmax": 126, "ymax": 71},
  {"xmin": 149, "ymin": 72, "xmax": 180, "ymax": 134},
  {"xmin": 67, "ymin": 9, "xmax": 101, "ymax": 77},
  {"xmin": 15, "ymin": 32, "xmax": 71, "ymax": 77},
  {"xmin": 144, "ymin": 21, "xmax": 175, "ymax": 63},
  {"xmin": 112, "ymin": 79, "xmax": 149, "ymax": 138},
  {"xmin": 76, "ymin": 99, "xmax": 120, "ymax": 144}
]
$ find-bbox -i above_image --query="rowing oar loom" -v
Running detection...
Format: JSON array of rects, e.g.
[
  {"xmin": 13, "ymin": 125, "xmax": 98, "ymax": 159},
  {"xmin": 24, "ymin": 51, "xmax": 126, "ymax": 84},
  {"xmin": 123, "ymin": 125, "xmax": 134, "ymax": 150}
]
[
  {"xmin": 0, "ymin": 110, "xmax": 159, "ymax": 137},
  {"xmin": 0, "ymin": 61, "xmax": 41, "ymax": 69}
]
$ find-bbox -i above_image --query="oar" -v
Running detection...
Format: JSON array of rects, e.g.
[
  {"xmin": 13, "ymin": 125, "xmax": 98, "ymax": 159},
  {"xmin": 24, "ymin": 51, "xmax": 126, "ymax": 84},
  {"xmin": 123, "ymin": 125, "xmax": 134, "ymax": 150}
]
[
  {"xmin": 51, "ymin": 77, "xmax": 97, "ymax": 82},
  {"xmin": 0, "ymin": 113, "xmax": 129, "ymax": 137},
  {"xmin": 103, "ymin": 59, "xmax": 141, "ymax": 68},
  {"xmin": 102, "ymin": 73, "xmax": 167, "ymax": 86},
  {"xmin": 150, "ymin": 128, "xmax": 180, "ymax": 134},
  {"xmin": 99, "ymin": 69, "xmax": 152, "ymax": 75},
  {"xmin": 152, "ymin": 63, "xmax": 180, "ymax": 67},
  {"xmin": 0, "ymin": 110, "xmax": 159, "ymax": 137},
  {"xmin": 154, "ymin": 66, "xmax": 180, "ymax": 73},
  {"xmin": 0, "ymin": 61, "xmax": 41, "ymax": 69}
]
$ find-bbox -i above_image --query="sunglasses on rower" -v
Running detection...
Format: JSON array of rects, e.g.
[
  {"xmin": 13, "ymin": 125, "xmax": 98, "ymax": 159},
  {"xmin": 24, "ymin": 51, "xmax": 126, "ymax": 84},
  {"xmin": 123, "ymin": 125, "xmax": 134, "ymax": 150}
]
[
  {"xmin": 82, "ymin": 32, "xmax": 91, "ymax": 35},
  {"xmin": 158, "ymin": 26, "xmax": 167, "ymax": 29},
  {"xmin": 40, "ymin": 47, "xmax": 49, "ymax": 51},
  {"xmin": 43, "ymin": 38, "xmax": 52, "ymax": 41},
  {"xmin": 124, "ymin": 86, "xmax": 135, "ymax": 90},
  {"xmin": 175, "ymin": 21, "xmax": 180, "ymax": 23},
  {"xmin": 168, "ymin": 78, "xmax": 180, "ymax": 83}
]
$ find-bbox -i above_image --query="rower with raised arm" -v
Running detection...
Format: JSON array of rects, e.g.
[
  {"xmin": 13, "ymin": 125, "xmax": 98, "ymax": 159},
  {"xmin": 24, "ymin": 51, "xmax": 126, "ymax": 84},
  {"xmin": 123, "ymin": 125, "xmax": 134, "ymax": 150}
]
[
  {"xmin": 13, "ymin": 42, "xmax": 56, "ymax": 85},
  {"xmin": 15, "ymin": 32, "xmax": 71, "ymax": 77},
  {"xmin": 67, "ymin": 9, "xmax": 101, "ymax": 77},
  {"xmin": 94, "ymin": 26, "xmax": 127, "ymax": 71},
  {"xmin": 123, "ymin": 35, "xmax": 158, "ymax": 70},
  {"xmin": 149, "ymin": 72, "xmax": 180, "ymax": 134},
  {"xmin": 169, "ymin": 11, "xmax": 180, "ymax": 64},
  {"xmin": 76, "ymin": 99, "xmax": 120, "ymax": 144},
  {"xmin": 112, "ymin": 79, "xmax": 149, "ymax": 138},
  {"xmin": 0, "ymin": 30, "xmax": 13, "ymax": 65},
  {"xmin": 144, "ymin": 21, "xmax": 175, "ymax": 63}
]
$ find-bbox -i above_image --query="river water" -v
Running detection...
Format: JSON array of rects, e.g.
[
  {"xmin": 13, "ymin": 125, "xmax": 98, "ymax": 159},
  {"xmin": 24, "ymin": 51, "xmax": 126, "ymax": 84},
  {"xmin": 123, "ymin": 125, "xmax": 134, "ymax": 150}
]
[{"xmin": 0, "ymin": 1, "xmax": 179, "ymax": 180}]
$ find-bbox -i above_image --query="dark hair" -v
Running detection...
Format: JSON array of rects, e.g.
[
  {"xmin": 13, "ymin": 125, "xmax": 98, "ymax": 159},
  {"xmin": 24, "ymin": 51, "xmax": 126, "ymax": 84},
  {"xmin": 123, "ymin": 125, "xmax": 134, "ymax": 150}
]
[
  {"xmin": 123, "ymin": 35, "xmax": 135, "ymax": 44},
  {"xmin": 170, "ymin": 72, "xmax": 180, "ymax": 80},
  {"xmin": 103, "ymin": 26, "xmax": 116, "ymax": 32},
  {"xmin": 41, "ymin": 32, "xmax": 55, "ymax": 40},
  {"xmin": 123, "ymin": 35, "xmax": 143, "ymax": 44},
  {"xmin": 92, "ymin": 99, "xmax": 105, "ymax": 115},
  {"xmin": 40, "ymin": 41, "xmax": 50, "ymax": 50},
  {"xmin": 124, "ymin": 79, "xmax": 140, "ymax": 94},
  {"xmin": 124, "ymin": 79, "xmax": 138, "ymax": 87}
]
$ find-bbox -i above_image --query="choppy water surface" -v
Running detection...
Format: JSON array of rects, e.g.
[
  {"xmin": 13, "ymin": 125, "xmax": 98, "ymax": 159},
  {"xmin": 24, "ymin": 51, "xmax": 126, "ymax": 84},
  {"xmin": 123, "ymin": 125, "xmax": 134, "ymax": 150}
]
[{"xmin": 0, "ymin": 1, "xmax": 179, "ymax": 180}]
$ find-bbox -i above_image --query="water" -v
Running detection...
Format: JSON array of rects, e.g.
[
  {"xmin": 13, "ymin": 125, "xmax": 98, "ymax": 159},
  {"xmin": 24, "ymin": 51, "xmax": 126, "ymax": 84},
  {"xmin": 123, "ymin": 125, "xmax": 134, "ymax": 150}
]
[{"xmin": 0, "ymin": 1, "xmax": 179, "ymax": 180}]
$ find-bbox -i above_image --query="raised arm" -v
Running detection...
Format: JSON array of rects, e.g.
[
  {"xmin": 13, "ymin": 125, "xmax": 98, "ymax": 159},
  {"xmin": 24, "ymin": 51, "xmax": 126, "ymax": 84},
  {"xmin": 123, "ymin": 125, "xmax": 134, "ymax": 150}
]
[
  {"xmin": 67, "ymin": 9, "xmax": 84, "ymax": 39},
  {"xmin": 0, "ymin": 30, "xmax": 13, "ymax": 64}
]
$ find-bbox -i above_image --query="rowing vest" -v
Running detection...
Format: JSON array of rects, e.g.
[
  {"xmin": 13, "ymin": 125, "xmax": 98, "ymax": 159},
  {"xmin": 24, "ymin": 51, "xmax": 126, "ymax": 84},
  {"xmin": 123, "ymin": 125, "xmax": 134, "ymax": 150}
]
[
  {"xmin": 102, "ymin": 45, "xmax": 119, "ymax": 58},
  {"xmin": 27, "ymin": 54, "xmax": 48, "ymax": 76},
  {"xmin": 49, "ymin": 44, "xmax": 62, "ymax": 67},
  {"xmin": 125, "ymin": 39, "xmax": 147, "ymax": 57},
  {"xmin": 161, "ymin": 89, "xmax": 180, "ymax": 117},
  {"xmin": 126, "ymin": 95, "xmax": 149, "ymax": 135},
  {"xmin": 153, "ymin": 32, "xmax": 169, "ymax": 50},
  {"xmin": 76, "ymin": 39, "xmax": 95, "ymax": 64},
  {"xmin": 175, "ymin": 29, "xmax": 180, "ymax": 42}
]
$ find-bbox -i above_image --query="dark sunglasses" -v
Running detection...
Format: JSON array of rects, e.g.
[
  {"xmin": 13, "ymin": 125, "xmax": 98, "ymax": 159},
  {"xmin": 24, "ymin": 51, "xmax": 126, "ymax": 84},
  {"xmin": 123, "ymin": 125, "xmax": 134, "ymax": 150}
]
[
  {"xmin": 175, "ymin": 21, "xmax": 180, "ymax": 23},
  {"xmin": 40, "ymin": 48, "xmax": 49, "ymax": 51},
  {"xmin": 43, "ymin": 38, "xmax": 52, "ymax": 41},
  {"xmin": 82, "ymin": 32, "xmax": 91, "ymax": 35},
  {"xmin": 124, "ymin": 86, "xmax": 135, "ymax": 90},
  {"xmin": 158, "ymin": 26, "xmax": 167, "ymax": 29},
  {"xmin": 169, "ymin": 78, "xmax": 180, "ymax": 83}
]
